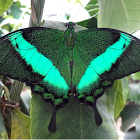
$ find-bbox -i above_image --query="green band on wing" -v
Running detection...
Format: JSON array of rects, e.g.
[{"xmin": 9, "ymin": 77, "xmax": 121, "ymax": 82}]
[
  {"xmin": 78, "ymin": 94, "xmax": 85, "ymax": 99},
  {"xmin": 55, "ymin": 98, "xmax": 63, "ymax": 105},
  {"xmin": 101, "ymin": 81, "xmax": 112, "ymax": 87},
  {"xmin": 94, "ymin": 88, "xmax": 103, "ymax": 96},
  {"xmin": 34, "ymin": 85, "xmax": 44, "ymax": 92},
  {"xmin": 77, "ymin": 33, "xmax": 131, "ymax": 94},
  {"xmin": 86, "ymin": 96, "xmax": 94, "ymax": 103},
  {"xmin": 43, "ymin": 93, "xmax": 54, "ymax": 101},
  {"xmin": 63, "ymin": 95, "xmax": 68, "ymax": 99},
  {"xmin": 9, "ymin": 32, "xmax": 69, "ymax": 96}
]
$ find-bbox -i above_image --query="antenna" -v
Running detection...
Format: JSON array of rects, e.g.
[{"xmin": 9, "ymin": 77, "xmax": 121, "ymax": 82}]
[
  {"xmin": 59, "ymin": 4, "xmax": 70, "ymax": 21},
  {"xmin": 58, "ymin": 0, "xmax": 88, "ymax": 23},
  {"xmin": 72, "ymin": 4, "xmax": 83, "ymax": 22},
  {"xmin": 59, "ymin": 0, "xmax": 85, "ymax": 22}
]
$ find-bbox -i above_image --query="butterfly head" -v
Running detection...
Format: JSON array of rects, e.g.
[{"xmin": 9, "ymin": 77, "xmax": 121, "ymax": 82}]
[{"xmin": 65, "ymin": 22, "xmax": 75, "ymax": 29}]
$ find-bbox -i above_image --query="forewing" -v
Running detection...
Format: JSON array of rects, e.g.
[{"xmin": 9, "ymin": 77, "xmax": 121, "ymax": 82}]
[
  {"xmin": 0, "ymin": 27, "xmax": 70, "ymax": 96},
  {"xmin": 74, "ymin": 28, "xmax": 140, "ymax": 94}
]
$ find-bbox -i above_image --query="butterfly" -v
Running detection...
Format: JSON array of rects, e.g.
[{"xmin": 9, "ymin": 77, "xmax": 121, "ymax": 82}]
[{"xmin": 0, "ymin": 21, "xmax": 140, "ymax": 133}]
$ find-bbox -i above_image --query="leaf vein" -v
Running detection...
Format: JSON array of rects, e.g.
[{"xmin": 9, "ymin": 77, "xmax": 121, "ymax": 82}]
[{"xmin": 121, "ymin": 0, "xmax": 129, "ymax": 25}]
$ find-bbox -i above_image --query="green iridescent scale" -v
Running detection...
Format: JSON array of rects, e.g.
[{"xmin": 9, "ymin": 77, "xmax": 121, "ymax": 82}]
[{"xmin": 0, "ymin": 22, "xmax": 140, "ymax": 133}]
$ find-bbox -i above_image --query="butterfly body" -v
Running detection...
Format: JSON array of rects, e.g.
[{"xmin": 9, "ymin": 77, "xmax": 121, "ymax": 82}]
[{"xmin": 0, "ymin": 22, "xmax": 140, "ymax": 133}]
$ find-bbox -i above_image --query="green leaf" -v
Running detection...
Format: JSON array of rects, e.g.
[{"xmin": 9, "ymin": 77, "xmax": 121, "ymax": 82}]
[
  {"xmin": 0, "ymin": 112, "xmax": 8, "ymax": 139},
  {"xmin": 105, "ymin": 80, "xmax": 121, "ymax": 116},
  {"xmin": 114, "ymin": 78, "xmax": 128, "ymax": 119},
  {"xmin": 0, "ymin": 0, "xmax": 13, "ymax": 16},
  {"xmin": 85, "ymin": 5, "xmax": 98, "ymax": 17},
  {"xmin": 77, "ymin": 19, "xmax": 90, "ymax": 27},
  {"xmin": 124, "ymin": 127, "xmax": 137, "ymax": 139},
  {"xmin": 124, "ymin": 123, "xmax": 140, "ymax": 139},
  {"xmin": 86, "ymin": 17, "xmax": 97, "ymax": 28},
  {"xmin": 31, "ymin": 92, "xmax": 118, "ymax": 139},
  {"xmin": 128, "ymin": 83, "xmax": 140, "ymax": 104},
  {"xmin": 85, "ymin": 0, "xmax": 99, "ymax": 17},
  {"xmin": 11, "ymin": 108, "xmax": 31, "ymax": 139},
  {"xmin": 87, "ymin": 0, "xmax": 98, "ymax": 5},
  {"xmin": 0, "ymin": 90, "xmax": 8, "ymax": 139},
  {"xmin": 132, "ymin": 72, "xmax": 140, "ymax": 80},
  {"xmin": 30, "ymin": 81, "xmax": 119, "ymax": 139},
  {"xmin": 8, "ymin": 1, "xmax": 22, "ymax": 19},
  {"xmin": 74, "ymin": 0, "xmax": 82, "ymax": 5},
  {"xmin": 120, "ymin": 104, "xmax": 140, "ymax": 132},
  {"xmin": 135, "ymin": 118, "xmax": 140, "ymax": 139},
  {"xmin": 98, "ymin": 0, "xmax": 140, "ymax": 33},
  {"xmin": 77, "ymin": 17, "xmax": 97, "ymax": 28}
]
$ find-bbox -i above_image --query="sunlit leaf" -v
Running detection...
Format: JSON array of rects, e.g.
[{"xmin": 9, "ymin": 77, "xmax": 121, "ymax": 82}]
[
  {"xmin": 11, "ymin": 108, "xmax": 31, "ymax": 139},
  {"xmin": 114, "ymin": 78, "xmax": 128, "ymax": 119},
  {"xmin": 98, "ymin": 0, "xmax": 140, "ymax": 33},
  {"xmin": 0, "ymin": 0, "xmax": 13, "ymax": 16}
]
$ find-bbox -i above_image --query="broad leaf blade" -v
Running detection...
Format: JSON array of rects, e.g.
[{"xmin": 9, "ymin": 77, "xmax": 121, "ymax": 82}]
[
  {"xmin": 120, "ymin": 104, "xmax": 140, "ymax": 132},
  {"xmin": 85, "ymin": 0, "xmax": 99, "ymax": 17},
  {"xmin": 114, "ymin": 78, "xmax": 128, "ymax": 118},
  {"xmin": 124, "ymin": 127, "xmax": 138, "ymax": 139},
  {"xmin": 132, "ymin": 72, "xmax": 140, "ymax": 80},
  {"xmin": 11, "ymin": 108, "xmax": 31, "ymax": 139},
  {"xmin": 9, "ymin": 1, "xmax": 22, "ymax": 19},
  {"xmin": 0, "ymin": 113, "xmax": 8, "ymax": 139},
  {"xmin": 0, "ymin": 0, "xmax": 13, "ymax": 16},
  {"xmin": 0, "ymin": 101, "xmax": 8, "ymax": 139},
  {"xmin": 135, "ymin": 118, "xmax": 140, "ymax": 139},
  {"xmin": 77, "ymin": 17, "xmax": 97, "ymax": 29},
  {"xmin": 98, "ymin": 0, "xmax": 140, "ymax": 33},
  {"xmin": 128, "ymin": 83, "xmax": 140, "ymax": 104},
  {"xmin": 31, "ymin": 92, "xmax": 118, "ymax": 139}
]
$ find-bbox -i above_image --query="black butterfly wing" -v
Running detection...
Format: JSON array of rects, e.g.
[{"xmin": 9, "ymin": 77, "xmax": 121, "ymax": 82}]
[
  {"xmin": 0, "ymin": 27, "xmax": 72, "ymax": 133},
  {"xmin": 0, "ymin": 27, "xmax": 71, "ymax": 100},
  {"xmin": 73, "ymin": 28, "xmax": 140, "ymax": 126},
  {"xmin": 74, "ymin": 28, "xmax": 140, "ymax": 94}
]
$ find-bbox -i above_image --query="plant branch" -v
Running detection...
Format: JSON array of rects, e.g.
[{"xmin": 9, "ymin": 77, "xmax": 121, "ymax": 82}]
[{"xmin": 29, "ymin": 0, "xmax": 45, "ymax": 27}]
